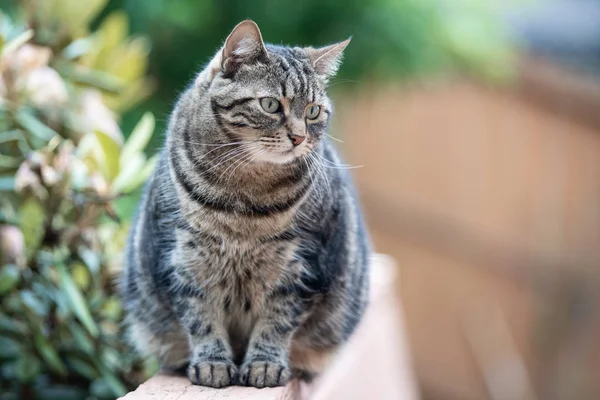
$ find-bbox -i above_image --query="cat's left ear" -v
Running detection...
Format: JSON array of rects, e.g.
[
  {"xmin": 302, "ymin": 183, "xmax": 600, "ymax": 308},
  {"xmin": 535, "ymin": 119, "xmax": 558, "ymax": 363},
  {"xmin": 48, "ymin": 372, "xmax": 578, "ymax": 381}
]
[
  {"xmin": 221, "ymin": 20, "xmax": 268, "ymax": 74},
  {"xmin": 306, "ymin": 38, "xmax": 351, "ymax": 78}
]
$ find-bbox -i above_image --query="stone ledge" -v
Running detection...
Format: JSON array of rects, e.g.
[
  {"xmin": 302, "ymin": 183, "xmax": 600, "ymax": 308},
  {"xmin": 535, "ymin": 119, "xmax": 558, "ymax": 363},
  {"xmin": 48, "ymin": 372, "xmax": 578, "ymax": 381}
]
[{"xmin": 120, "ymin": 254, "xmax": 417, "ymax": 400}]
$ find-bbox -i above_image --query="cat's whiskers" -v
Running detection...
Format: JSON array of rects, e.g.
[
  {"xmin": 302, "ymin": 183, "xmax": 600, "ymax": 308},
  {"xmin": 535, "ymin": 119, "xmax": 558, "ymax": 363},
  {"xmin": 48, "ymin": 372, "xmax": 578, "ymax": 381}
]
[
  {"xmin": 169, "ymin": 139, "xmax": 263, "ymax": 172},
  {"xmin": 186, "ymin": 139, "xmax": 263, "ymax": 169},
  {"xmin": 217, "ymin": 152, "xmax": 257, "ymax": 184},
  {"xmin": 316, "ymin": 153, "xmax": 333, "ymax": 195},
  {"xmin": 171, "ymin": 137, "xmax": 251, "ymax": 147},
  {"xmin": 186, "ymin": 146, "xmax": 240, "ymax": 172},
  {"xmin": 217, "ymin": 147, "xmax": 257, "ymax": 180},
  {"xmin": 302, "ymin": 154, "xmax": 318, "ymax": 201},
  {"xmin": 225, "ymin": 148, "xmax": 268, "ymax": 186},
  {"xmin": 327, "ymin": 78, "xmax": 363, "ymax": 88},
  {"xmin": 163, "ymin": 141, "xmax": 252, "ymax": 176},
  {"xmin": 308, "ymin": 152, "xmax": 332, "ymax": 200},
  {"xmin": 313, "ymin": 151, "xmax": 363, "ymax": 170},
  {"xmin": 202, "ymin": 144, "xmax": 260, "ymax": 174},
  {"xmin": 215, "ymin": 144, "xmax": 264, "ymax": 182},
  {"xmin": 195, "ymin": 141, "xmax": 256, "ymax": 162},
  {"xmin": 313, "ymin": 151, "xmax": 350, "ymax": 167},
  {"xmin": 325, "ymin": 133, "xmax": 343, "ymax": 143},
  {"xmin": 302, "ymin": 154, "xmax": 324, "ymax": 205}
]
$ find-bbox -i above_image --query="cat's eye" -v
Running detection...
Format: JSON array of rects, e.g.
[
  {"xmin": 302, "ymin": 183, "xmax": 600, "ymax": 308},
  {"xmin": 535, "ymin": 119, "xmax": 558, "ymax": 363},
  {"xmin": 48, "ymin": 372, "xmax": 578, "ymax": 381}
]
[
  {"xmin": 305, "ymin": 105, "xmax": 321, "ymax": 120},
  {"xmin": 260, "ymin": 97, "xmax": 280, "ymax": 113}
]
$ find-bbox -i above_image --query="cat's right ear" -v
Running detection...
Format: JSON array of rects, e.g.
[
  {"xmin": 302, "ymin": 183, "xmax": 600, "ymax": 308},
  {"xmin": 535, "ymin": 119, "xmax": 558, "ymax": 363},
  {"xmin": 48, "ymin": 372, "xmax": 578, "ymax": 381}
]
[
  {"xmin": 221, "ymin": 20, "xmax": 268, "ymax": 75},
  {"xmin": 197, "ymin": 20, "xmax": 267, "ymax": 83}
]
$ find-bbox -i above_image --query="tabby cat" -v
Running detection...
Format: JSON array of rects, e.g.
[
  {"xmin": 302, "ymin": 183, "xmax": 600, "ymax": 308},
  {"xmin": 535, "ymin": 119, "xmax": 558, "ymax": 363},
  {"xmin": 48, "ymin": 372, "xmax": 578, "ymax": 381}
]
[{"xmin": 121, "ymin": 20, "xmax": 370, "ymax": 388}]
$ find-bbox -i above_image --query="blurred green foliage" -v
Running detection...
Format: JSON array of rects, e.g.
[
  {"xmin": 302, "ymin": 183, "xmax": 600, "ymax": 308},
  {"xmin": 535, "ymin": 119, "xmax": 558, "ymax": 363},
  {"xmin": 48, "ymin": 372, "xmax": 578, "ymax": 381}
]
[
  {"xmin": 0, "ymin": 1, "xmax": 157, "ymax": 399},
  {"xmin": 95, "ymin": 0, "xmax": 515, "ymax": 147}
]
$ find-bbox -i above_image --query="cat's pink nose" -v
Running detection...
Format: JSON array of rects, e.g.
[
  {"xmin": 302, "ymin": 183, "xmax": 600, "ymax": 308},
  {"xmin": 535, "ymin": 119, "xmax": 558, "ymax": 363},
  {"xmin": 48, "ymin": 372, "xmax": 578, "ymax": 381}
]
[{"xmin": 288, "ymin": 133, "xmax": 305, "ymax": 146}]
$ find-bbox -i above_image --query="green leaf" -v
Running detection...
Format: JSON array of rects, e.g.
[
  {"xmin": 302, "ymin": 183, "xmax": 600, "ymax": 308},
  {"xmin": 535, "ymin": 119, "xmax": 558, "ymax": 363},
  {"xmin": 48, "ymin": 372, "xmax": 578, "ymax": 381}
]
[
  {"xmin": 43, "ymin": 0, "xmax": 108, "ymax": 37},
  {"xmin": 101, "ymin": 347, "xmax": 120, "ymax": 370},
  {"xmin": 1, "ymin": 29, "xmax": 33, "ymax": 55},
  {"xmin": 57, "ymin": 263, "xmax": 99, "ymax": 337},
  {"xmin": 99, "ymin": 11, "xmax": 128, "ymax": 52},
  {"xmin": 116, "ymin": 154, "xmax": 157, "ymax": 194},
  {"xmin": 0, "ymin": 154, "xmax": 22, "ymax": 168},
  {"xmin": 0, "ymin": 336, "xmax": 22, "ymax": 359},
  {"xmin": 0, "ymin": 264, "xmax": 20, "ymax": 294},
  {"xmin": 101, "ymin": 36, "xmax": 150, "ymax": 83},
  {"xmin": 69, "ymin": 322, "xmax": 94, "ymax": 355},
  {"xmin": 68, "ymin": 158, "xmax": 89, "ymax": 190},
  {"xmin": 34, "ymin": 384, "xmax": 88, "ymax": 400},
  {"xmin": 65, "ymin": 357, "xmax": 97, "ymax": 380},
  {"xmin": 120, "ymin": 112, "xmax": 154, "ymax": 164},
  {"xmin": 113, "ymin": 191, "xmax": 141, "ymax": 219},
  {"xmin": 71, "ymin": 262, "xmax": 90, "ymax": 290},
  {"xmin": 90, "ymin": 378, "xmax": 115, "ymax": 399},
  {"xmin": 105, "ymin": 76, "xmax": 154, "ymax": 112},
  {"xmin": 52, "ymin": 286, "xmax": 72, "ymax": 321},
  {"xmin": 143, "ymin": 357, "xmax": 160, "ymax": 377},
  {"xmin": 34, "ymin": 330, "xmax": 67, "ymax": 376},
  {"xmin": 0, "ymin": 313, "xmax": 26, "ymax": 334},
  {"xmin": 16, "ymin": 110, "xmax": 58, "ymax": 142},
  {"xmin": 97, "ymin": 367, "xmax": 127, "ymax": 397},
  {"xmin": 14, "ymin": 353, "xmax": 41, "ymax": 382},
  {"xmin": 62, "ymin": 37, "xmax": 94, "ymax": 60},
  {"xmin": 94, "ymin": 131, "xmax": 121, "ymax": 181},
  {"xmin": 20, "ymin": 290, "xmax": 48, "ymax": 316},
  {"xmin": 18, "ymin": 199, "xmax": 45, "ymax": 255},
  {"xmin": 55, "ymin": 62, "xmax": 123, "ymax": 93},
  {"xmin": 0, "ymin": 130, "xmax": 24, "ymax": 144},
  {"xmin": 0, "ymin": 176, "xmax": 16, "ymax": 191},
  {"xmin": 78, "ymin": 248, "xmax": 100, "ymax": 275},
  {"xmin": 3, "ymin": 293, "xmax": 24, "ymax": 313},
  {"xmin": 111, "ymin": 152, "xmax": 145, "ymax": 194},
  {"xmin": 100, "ymin": 296, "xmax": 122, "ymax": 321}
]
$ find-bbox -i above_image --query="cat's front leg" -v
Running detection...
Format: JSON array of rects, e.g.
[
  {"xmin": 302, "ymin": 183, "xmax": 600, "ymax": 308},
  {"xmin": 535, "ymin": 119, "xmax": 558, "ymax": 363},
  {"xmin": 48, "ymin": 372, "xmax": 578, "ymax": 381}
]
[
  {"xmin": 173, "ymin": 287, "xmax": 237, "ymax": 388},
  {"xmin": 239, "ymin": 278, "xmax": 306, "ymax": 388}
]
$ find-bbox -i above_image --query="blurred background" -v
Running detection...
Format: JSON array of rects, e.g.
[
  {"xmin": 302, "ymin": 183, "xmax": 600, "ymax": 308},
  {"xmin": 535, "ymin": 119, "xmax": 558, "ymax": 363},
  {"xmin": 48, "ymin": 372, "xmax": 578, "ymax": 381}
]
[{"xmin": 1, "ymin": 0, "xmax": 599, "ymax": 399}]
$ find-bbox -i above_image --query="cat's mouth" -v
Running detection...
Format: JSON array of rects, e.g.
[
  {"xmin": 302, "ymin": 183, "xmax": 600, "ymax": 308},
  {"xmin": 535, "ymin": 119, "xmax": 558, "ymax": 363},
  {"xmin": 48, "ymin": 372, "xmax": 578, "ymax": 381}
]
[{"xmin": 254, "ymin": 147, "xmax": 308, "ymax": 165}]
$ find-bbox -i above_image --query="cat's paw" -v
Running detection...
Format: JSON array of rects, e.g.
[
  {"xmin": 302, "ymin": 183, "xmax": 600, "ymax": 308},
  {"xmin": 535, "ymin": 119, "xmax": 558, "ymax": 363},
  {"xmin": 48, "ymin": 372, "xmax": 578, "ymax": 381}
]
[
  {"xmin": 187, "ymin": 360, "xmax": 238, "ymax": 388},
  {"xmin": 239, "ymin": 360, "xmax": 291, "ymax": 388}
]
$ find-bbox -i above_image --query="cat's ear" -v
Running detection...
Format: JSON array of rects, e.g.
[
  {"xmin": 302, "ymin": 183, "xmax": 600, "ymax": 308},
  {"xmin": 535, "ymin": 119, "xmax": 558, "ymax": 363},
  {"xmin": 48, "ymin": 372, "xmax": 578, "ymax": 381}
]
[
  {"xmin": 306, "ymin": 38, "xmax": 351, "ymax": 78},
  {"xmin": 221, "ymin": 20, "xmax": 267, "ymax": 74}
]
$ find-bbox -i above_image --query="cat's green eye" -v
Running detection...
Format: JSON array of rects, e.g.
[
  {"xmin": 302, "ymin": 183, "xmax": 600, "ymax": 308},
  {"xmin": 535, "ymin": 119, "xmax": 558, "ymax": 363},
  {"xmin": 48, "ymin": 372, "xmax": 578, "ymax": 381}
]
[
  {"xmin": 260, "ymin": 97, "xmax": 280, "ymax": 113},
  {"xmin": 305, "ymin": 105, "xmax": 321, "ymax": 120}
]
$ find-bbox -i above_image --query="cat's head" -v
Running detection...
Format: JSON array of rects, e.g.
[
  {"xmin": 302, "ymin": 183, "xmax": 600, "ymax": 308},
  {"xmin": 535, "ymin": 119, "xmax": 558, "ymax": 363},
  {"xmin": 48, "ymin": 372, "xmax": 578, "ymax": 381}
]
[{"xmin": 198, "ymin": 20, "xmax": 349, "ymax": 165}]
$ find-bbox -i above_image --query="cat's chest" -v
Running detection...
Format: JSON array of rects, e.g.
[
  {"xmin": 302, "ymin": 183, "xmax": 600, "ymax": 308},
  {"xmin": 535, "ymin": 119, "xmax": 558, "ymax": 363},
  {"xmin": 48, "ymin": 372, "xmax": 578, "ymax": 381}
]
[{"xmin": 178, "ymin": 236, "xmax": 299, "ymax": 305}]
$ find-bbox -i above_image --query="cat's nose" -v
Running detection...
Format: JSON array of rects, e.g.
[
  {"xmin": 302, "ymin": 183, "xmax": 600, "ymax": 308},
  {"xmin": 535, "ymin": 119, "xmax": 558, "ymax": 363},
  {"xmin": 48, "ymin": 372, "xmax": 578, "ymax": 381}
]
[{"xmin": 288, "ymin": 133, "xmax": 306, "ymax": 146}]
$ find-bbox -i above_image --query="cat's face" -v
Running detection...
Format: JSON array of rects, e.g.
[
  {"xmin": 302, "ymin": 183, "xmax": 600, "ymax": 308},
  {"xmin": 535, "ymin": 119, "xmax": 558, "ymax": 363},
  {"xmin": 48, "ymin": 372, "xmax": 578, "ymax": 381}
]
[{"xmin": 202, "ymin": 21, "xmax": 349, "ymax": 165}]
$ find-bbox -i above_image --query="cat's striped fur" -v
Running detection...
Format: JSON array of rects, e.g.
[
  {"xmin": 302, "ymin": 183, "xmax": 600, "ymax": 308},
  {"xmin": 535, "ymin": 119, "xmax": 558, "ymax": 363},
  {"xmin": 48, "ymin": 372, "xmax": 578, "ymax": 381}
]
[{"xmin": 121, "ymin": 20, "xmax": 370, "ymax": 388}]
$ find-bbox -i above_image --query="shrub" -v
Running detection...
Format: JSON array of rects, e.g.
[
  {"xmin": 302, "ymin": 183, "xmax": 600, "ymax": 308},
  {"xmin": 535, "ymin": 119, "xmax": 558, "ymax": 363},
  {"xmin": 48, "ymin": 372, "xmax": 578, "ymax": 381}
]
[{"xmin": 0, "ymin": 1, "xmax": 157, "ymax": 398}]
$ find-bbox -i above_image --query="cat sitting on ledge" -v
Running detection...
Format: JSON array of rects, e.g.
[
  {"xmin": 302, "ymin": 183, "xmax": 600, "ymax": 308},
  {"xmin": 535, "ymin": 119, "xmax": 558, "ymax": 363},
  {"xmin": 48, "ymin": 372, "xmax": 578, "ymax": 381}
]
[{"xmin": 120, "ymin": 20, "xmax": 371, "ymax": 389}]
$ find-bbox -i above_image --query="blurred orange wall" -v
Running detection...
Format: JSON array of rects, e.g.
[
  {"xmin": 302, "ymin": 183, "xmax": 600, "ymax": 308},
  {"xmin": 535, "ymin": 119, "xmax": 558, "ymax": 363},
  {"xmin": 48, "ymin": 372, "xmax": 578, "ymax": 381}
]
[{"xmin": 336, "ymin": 72, "xmax": 600, "ymax": 399}]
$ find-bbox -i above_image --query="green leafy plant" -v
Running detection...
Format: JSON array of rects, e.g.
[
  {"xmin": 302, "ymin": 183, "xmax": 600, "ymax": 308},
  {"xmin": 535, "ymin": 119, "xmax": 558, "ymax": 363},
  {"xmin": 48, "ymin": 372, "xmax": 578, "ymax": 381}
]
[{"xmin": 0, "ymin": 2, "xmax": 157, "ymax": 399}]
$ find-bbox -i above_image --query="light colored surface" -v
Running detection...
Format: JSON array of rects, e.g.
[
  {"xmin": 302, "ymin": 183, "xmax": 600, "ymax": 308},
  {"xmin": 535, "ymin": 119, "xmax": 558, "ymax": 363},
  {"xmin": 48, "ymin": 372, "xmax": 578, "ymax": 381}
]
[
  {"xmin": 120, "ymin": 254, "xmax": 417, "ymax": 400},
  {"xmin": 309, "ymin": 254, "xmax": 418, "ymax": 400},
  {"xmin": 119, "ymin": 374, "xmax": 296, "ymax": 400}
]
